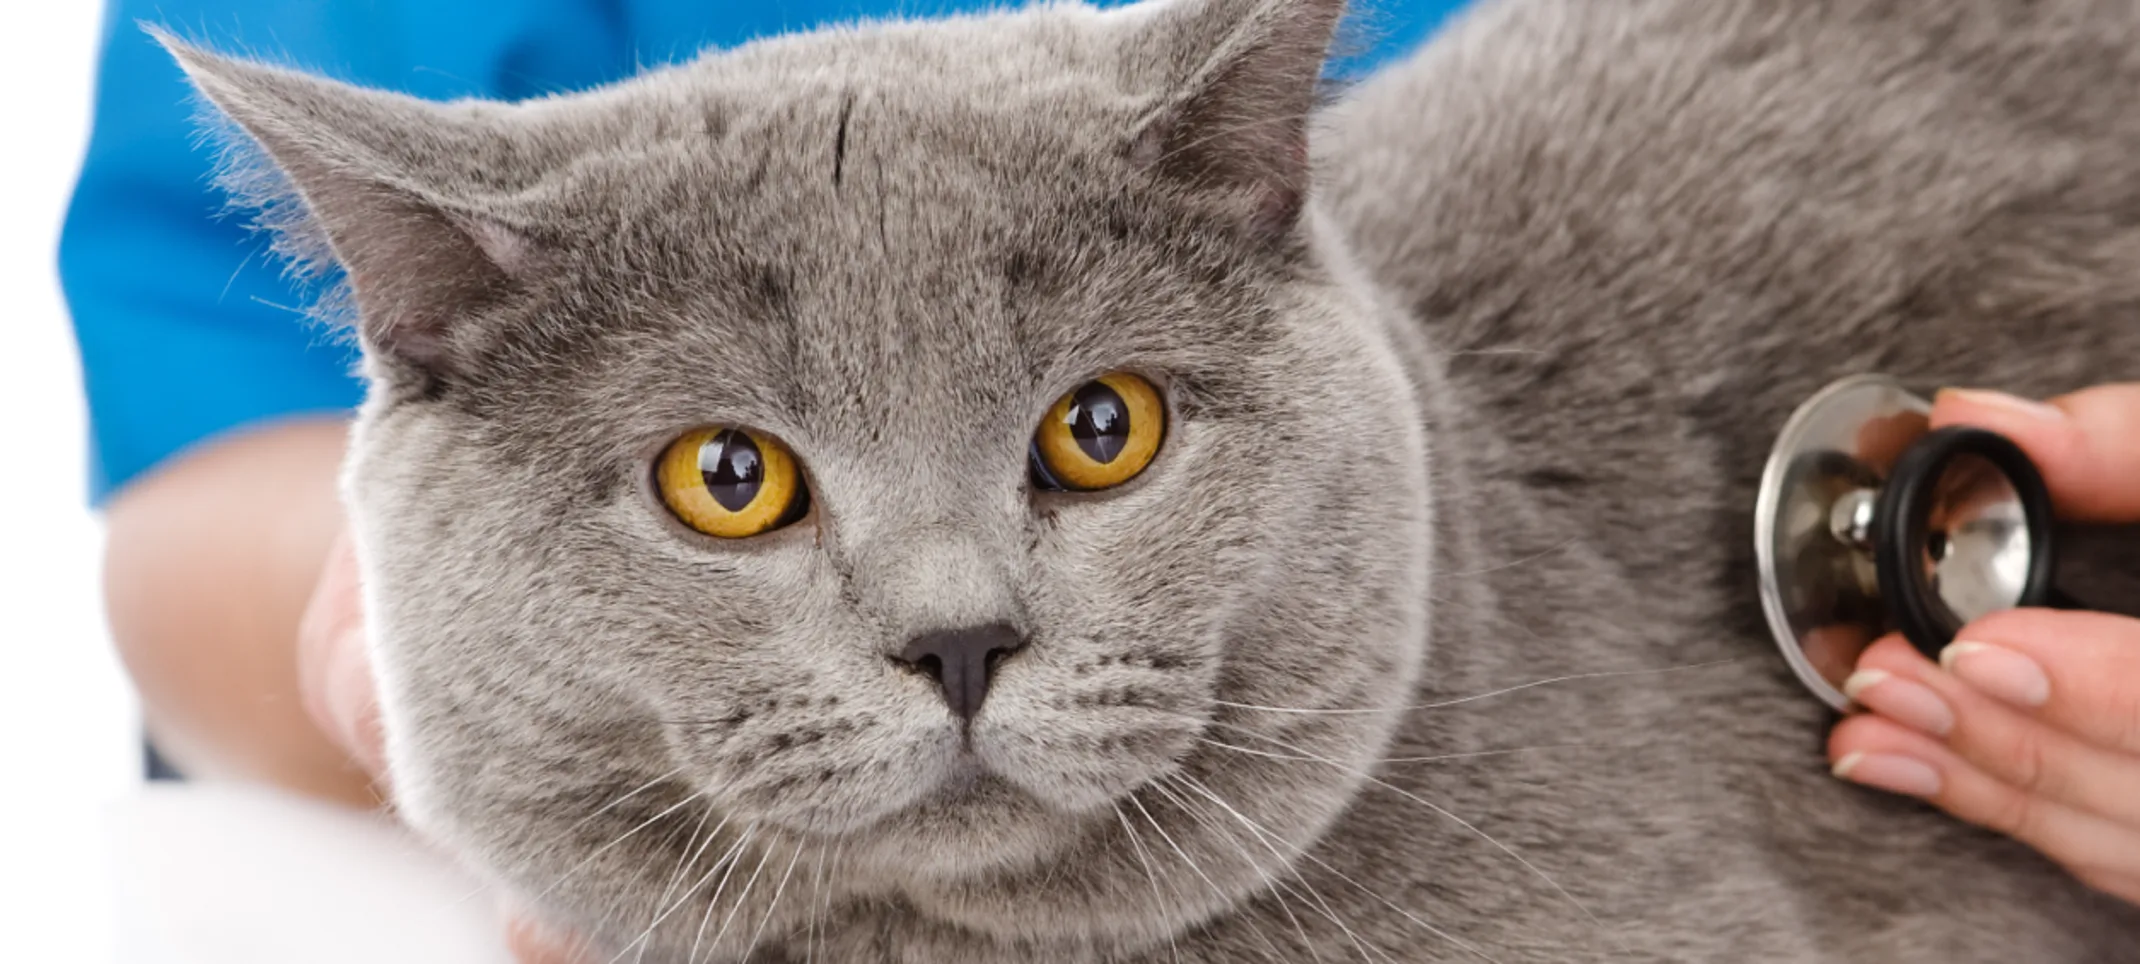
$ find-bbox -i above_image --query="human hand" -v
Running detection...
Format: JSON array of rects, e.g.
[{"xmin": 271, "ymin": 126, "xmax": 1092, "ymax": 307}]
[
  {"xmin": 295, "ymin": 528, "xmax": 387, "ymax": 789},
  {"xmin": 1828, "ymin": 384, "xmax": 2140, "ymax": 905},
  {"xmin": 296, "ymin": 527, "xmax": 595, "ymax": 963}
]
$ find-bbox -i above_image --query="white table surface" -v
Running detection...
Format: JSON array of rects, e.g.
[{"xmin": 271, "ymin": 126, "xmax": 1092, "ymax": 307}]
[{"xmin": 109, "ymin": 784, "xmax": 515, "ymax": 964}]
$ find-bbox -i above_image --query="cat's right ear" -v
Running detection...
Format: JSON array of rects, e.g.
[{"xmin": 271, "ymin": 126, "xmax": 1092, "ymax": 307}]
[
  {"xmin": 151, "ymin": 28, "xmax": 540, "ymax": 380},
  {"xmin": 1126, "ymin": 0, "xmax": 1347, "ymax": 243}
]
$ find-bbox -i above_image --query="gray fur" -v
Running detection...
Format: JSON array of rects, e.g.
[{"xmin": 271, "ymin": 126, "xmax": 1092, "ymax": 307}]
[{"xmin": 163, "ymin": 0, "xmax": 2140, "ymax": 960}]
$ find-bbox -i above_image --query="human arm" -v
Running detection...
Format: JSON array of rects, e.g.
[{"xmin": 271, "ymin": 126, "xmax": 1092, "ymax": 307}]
[{"xmin": 103, "ymin": 418, "xmax": 373, "ymax": 805}]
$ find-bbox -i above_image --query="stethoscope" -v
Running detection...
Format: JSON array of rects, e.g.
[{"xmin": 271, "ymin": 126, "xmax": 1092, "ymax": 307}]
[{"xmin": 1756, "ymin": 374, "xmax": 2078, "ymax": 710}]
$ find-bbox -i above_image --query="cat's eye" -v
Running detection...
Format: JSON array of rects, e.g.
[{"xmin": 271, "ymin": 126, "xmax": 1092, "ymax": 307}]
[
  {"xmin": 1030, "ymin": 373, "xmax": 1166, "ymax": 492},
  {"xmin": 655, "ymin": 427, "xmax": 811, "ymax": 539}
]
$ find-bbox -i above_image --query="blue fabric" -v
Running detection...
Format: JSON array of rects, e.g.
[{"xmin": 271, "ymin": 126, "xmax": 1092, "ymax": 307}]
[{"xmin": 60, "ymin": 0, "xmax": 1474, "ymax": 504}]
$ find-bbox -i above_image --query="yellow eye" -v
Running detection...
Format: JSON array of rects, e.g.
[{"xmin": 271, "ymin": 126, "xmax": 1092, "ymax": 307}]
[
  {"xmin": 655, "ymin": 427, "xmax": 810, "ymax": 539},
  {"xmin": 1030, "ymin": 373, "xmax": 1166, "ymax": 492}
]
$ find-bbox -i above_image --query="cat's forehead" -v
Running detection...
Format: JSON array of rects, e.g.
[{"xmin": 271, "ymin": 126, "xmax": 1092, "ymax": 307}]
[
  {"xmin": 698, "ymin": 4, "xmax": 1156, "ymax": 99},
  {"xmin": 509, "ymin": 14, "xmax": 1248, "ymax": 432},
  {"xmin": 537, "ymin": 13, "xmax": 1159, "ymax": 237},
  {"xmin": 534, "ymin": 124, "xmax": 1241, "ymax": 456},
  {"xmin": 535, "ymin": 85, "xmax": 1137, "ymax": 385}
]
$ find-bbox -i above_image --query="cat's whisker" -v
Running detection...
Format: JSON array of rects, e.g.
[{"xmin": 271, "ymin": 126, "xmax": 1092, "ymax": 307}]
[
  {"xmin": 688, "ymin": 824, "xmax": 758, "ymax": 964},
  {"xmin": 1212, "ymin": 656, "xmax": 1747, "ymax": 717},
  {"xmin": 740, "ymin": 841, "xmax": 806, "ymax": 961},
  {"xmin": 1160, "ymin": 775, "xmax": 1406, "ymax": 964},
  {"xmin": 632, "ymin": 807, "xmax": 724, "ymax": 964},
  {"xmin": 534, "ymin": 789, "xmax": 705, "ymax": 904},
  {"xmin": 1382, "ymin": 742, "xmax": 1628, "ymax": 765},
  {"xmin": 1435, "ymin": 537, "xmax": 1582, "ymax": 578},
  {"xmin": 1161, "ymin": 796, "xmax": 1299, "ymax": 964},
  {"xmin": 1155, "ymin": 775, "xmax": 1359, "ymax": 963},
  {"xmin": 1446, "ymin": 347, "xmax": 1548, "ymax": 358},
  {"xmin": 1130, "ymin": 791, "xmax": 1293, "ymax": 963},
  {"xmin": 1407, "ymin": 656, "xmax": 1746, "ymax": 712},
  {"xmin": 564, "ymin": 766, "xmax": 689, "ymax": 836},
  {"xmin": 1115, "ymin": 803, "xmax": 1186, "ymax": 964},
  {"xmin": 805, "ymin": 843, "xmax": 830, "ymax": 964},
  {"xmin": 449, "ymin": 768, "xmax": 690, "ymax": 911},
  {"xmin": 1128, "ymin": 793, "xmax": 1223, "ymax": 902},
  {"xmin": 606, "ymin": 818, "xmax": 749, "ymax": 964},
  {"xmin": 244, "ymin": 294, "xmax": 310, "ymax": 317},
  {"xmin": 1262, "ymin": 873, "xmax": 1341, "ymax": 964},
  {"xmin": 1149, "ymin": 111, "xmax": 1324, "ymax": 169},
  {"xmin": 654, "ymin": 809, "xmax": 725, "ymax": 917},
  {"xmin": 1174, "ymin": 773, "xmax": 1505, "ymax": 964},
  {"xmin": 818, "ymin": 842, "xmax": 847, "ymax": 962},
  {"xmin": 703, "ymin": 835, "xmax": 776, "ymax": 959},
  {"xmin": 1190, "ymin": 735, "xmax": 1629, "ymax": 768},
  {"xmin": 1250, "ymin": 864, "xmax": 1331, "ymax": 964},
  {"xmin": 1197, "ymin": 725, "xmax": 1628, "ymax": 958},
  {"xmin": 1146, "ymin": 777, "xmax": 1331, "ymax": 964}
]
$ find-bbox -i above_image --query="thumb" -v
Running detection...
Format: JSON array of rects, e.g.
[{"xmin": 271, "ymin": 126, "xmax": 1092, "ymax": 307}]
[
  {"xmin": 503, "ymin": 908, "xmax": 596, "ymax": 964},
  {"xmin": 1932, "ymin": 384, "xmax": 2140, "ymax": 523}
]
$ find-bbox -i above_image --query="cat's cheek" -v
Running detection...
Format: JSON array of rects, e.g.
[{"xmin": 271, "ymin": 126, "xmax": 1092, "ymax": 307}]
[
  {"xmin": 683, "ymin": 700, "xmax": 960, "ymax": 834},
  {"xmin": 364, "ymin": 666, "xmax": 438, "ymax": 820},
  {"xmin": 973, "ymin": 715, "xmax": 1201, "ymax": 815},
  {"xmin": 363, "ymin": 727, "xmax": 483, "ymax": 880}
]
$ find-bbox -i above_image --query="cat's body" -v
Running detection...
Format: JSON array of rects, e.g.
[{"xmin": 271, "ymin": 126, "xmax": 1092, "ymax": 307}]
[
  {"xmin": 1309, "ymin": 2, "xmax": 2140, "ymax": 960},
  {"xmin": 166, "ymin": 0, "xmax": 2140, "ymax": 960}
]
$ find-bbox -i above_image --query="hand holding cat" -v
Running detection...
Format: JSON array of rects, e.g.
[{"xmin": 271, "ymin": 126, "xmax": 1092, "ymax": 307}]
[
  {"xmin": 295, "ymin": 529, "xmax": 386, "ymax": 788},
  {"xmin": 1829, "ymin": 383, "xmax": 2140, "ymax": 906},
  {"xmin": 298, "ymin": 530, "xmax": 593, "ymax": 964}
]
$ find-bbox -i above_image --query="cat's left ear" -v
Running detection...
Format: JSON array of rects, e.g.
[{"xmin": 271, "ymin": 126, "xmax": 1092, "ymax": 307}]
[
  {"xmin": 153, "ymin": 29, "xmax": 542, "ymax": 380},
  {"xmin": 1129, "ymin": 0, "xmax": 1347, "ymax": 241}
]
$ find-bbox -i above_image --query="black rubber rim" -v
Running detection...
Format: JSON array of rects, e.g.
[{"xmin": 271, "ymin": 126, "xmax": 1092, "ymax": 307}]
[{"xmin": 1875, "ymin": 427, "xmax": 2059, "ymax": 659}]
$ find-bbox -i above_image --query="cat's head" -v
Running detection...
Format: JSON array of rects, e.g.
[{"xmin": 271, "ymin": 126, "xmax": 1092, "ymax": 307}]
[{"xmin": 167, "ymin": 0, "xmax": 1431, "ymax": 956}]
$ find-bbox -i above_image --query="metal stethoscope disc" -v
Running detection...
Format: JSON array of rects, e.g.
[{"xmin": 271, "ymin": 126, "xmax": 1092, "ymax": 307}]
[{"xmin": 1755, "ymin": 375, "xmax": 2061, "ymax": 710}]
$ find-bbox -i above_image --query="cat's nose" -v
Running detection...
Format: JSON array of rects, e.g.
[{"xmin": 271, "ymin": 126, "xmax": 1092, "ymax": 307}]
[{"xmin": 894, "ymin": 623, "xmax": 1025, "ymax": 723}]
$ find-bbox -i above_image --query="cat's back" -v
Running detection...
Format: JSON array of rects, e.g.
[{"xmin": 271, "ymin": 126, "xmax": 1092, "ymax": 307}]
[
  {"xmin": 1300, "ymin": 0, "xmax": 2140, "ymax": 959},
  {"xmin": 1320, "ymin": 0, "xmax": 2140, "ymax": 420}
]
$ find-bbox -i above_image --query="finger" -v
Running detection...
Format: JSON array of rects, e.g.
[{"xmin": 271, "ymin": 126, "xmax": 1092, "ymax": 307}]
[
  {"xmin": 505, "ymin": 915, "xmax": 595, "ymax": 964},
  {"xmin": 1931, "ymin": 383, "xmax": 2140, "ymax": 522},
  {"xmin": 1829, "ymin": 714, "xmax": 2140, "ymax": 884},
  {"xmin": 295, "ymin": 529, "xmax": 363, "ymax": 735},
  {"xmin": 1852, "ymin": 633, "xmax": 2140, "ymax": 827},
  {"xmin": 295, "ymin": 529, "xmax": 391, "ymax": 787},
  {"xmin": 2076, "ymin": 868, "xmax": 2140, "ymax": 908},
  {"xmin": 322, "ymin": 625, "xmax": 389, "ymax": 786},
  {"xmin": 1946, "ymin": 609, "xmax": 2140, "ymax": 755},
  {"xmin": 336, "ymin": 637, "xmax": 389, "ymax": 792}
]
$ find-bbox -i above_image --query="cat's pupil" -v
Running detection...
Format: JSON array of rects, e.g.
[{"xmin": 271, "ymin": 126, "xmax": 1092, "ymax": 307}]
[
  {"xmin": 1067, "ymin": 382, "xmax": 1130, "ymax": 464},
  {"xmin": 699, "ymin": 430, "xmax": 764, "ymax": 512}
]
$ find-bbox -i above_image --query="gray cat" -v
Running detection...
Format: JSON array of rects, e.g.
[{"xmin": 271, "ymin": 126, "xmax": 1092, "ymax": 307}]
[{"xmin": 161, "ymin": 0, "xmax": 2140, "ymax": 960}]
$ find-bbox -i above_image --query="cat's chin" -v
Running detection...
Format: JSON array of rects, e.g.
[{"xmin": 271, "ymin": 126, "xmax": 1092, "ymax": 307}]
[
  {"xmin": 813, "ymin": 763, "xmax": 1104, "ymax": 884},
  {"xmin": 925, "ymin": 750, "xmax": 1014, "ymax": 806}
]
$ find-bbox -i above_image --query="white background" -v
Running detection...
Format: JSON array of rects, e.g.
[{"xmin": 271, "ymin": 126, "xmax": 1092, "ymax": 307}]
[{"xmin": 0, "ymin": 4, "xmax": 148, "ymax": 960}]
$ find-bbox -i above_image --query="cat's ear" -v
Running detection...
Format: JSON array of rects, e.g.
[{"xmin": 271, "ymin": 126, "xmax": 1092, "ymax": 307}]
[
  {"xmin": 153, "ymin": 29, "xmax": 538, "ymax": 377},
  {"xmin": 1128, "ymin": 0, "xmax": 1346, "ymax": 240}
]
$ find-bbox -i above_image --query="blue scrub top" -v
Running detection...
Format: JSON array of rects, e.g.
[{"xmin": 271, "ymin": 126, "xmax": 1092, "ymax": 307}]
[{"xmin": 60, "ymin": 0, "xmax": 1472, "ymax": 503}]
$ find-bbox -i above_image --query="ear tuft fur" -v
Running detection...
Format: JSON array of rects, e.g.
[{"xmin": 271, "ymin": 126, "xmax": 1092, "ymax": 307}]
[
  {"xmin": 1130, "ymin": 0, "xmax": 1348, "ymax": 240},
  {"xmin": 149, "ymin": 26, "xmax": 539, "ymax": 377}
]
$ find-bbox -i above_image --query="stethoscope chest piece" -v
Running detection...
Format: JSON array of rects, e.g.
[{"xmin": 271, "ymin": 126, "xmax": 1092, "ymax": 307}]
[{"xmin": 1756, "ymin": 375, "xmax": 2060, "ymax": 710}]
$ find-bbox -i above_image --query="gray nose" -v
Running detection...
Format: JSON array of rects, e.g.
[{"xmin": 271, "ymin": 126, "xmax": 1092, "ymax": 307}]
[{"xmin": 895, "ymin": 623, "xmax": 1024, "ymax": 723}]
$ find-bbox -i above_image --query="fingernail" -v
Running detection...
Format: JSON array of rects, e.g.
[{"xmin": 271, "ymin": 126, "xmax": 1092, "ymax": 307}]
[
  {"xmin": 1833, "ymin": 751, "xmax": 1943, "ymax": 798},
  {"xmin": 1941, "ymin": 641, "xmax": 2051, "ymax": 708},
  {"xmin": 1842, "ymin": 669, "xmax": 1955, "ymax": 737},
  {"xmin": 1939, "ymin": 388, "xmax": 2065, "ymax": 423}
]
